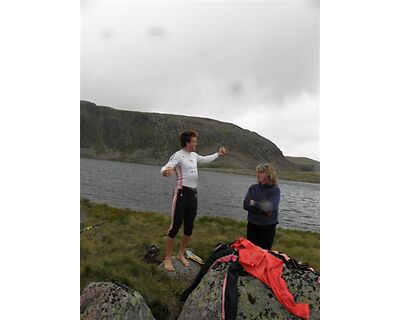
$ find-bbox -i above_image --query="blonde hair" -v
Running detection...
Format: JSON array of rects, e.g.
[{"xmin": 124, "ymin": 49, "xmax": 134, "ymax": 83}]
[{"xmin": 256, "ymin": 163, "xmax": 278, "ymax": 186}]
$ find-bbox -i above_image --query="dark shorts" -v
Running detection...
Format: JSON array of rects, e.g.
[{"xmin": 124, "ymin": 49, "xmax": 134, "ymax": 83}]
[{"xmin": 168, "ymin": 186, "xmax": 198, "ymax": 238}]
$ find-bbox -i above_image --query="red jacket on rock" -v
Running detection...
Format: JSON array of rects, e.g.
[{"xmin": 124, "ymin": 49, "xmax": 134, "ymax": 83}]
[{"xmin": 231, "ymin": 238, "xmax": 310, "ymax": 320}]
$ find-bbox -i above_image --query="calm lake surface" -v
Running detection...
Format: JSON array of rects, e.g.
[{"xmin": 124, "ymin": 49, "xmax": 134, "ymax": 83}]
[{"xmin": 80, "ymin": 158, "xmax": 320, "ymax": 232}]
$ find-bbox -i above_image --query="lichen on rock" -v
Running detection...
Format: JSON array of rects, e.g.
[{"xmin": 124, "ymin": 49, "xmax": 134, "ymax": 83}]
[
  {"xmin": 178, "ymin": 261, "xmax": 320, "ymax": 319},
  {"xmin": 80, "ymin": 282, "xmax": 155, "ymax": 320}
]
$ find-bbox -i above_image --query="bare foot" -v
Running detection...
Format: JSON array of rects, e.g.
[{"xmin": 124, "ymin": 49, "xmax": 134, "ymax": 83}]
[
  {"xmin": 177, "ymin": 254, "xmax": 190, "ymax": 267},
  {"xmin": 163, "ymin": 257, "xmax": 174, "ymax": 272}
]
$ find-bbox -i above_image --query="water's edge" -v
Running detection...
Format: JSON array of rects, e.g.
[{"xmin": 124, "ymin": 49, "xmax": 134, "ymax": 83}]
[{"xmin": 80, "ymin": 159, "xmax": 320, "ymax": 232}]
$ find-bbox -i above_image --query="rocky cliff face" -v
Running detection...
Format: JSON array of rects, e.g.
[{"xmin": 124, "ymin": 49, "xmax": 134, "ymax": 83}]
[{"xmin": 80, "ymin": 100, "xmax": 298, "ymax": 172}]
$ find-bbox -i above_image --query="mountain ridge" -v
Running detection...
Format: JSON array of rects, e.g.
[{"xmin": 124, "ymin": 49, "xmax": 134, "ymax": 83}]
[{"xmin": 80, "ymin": 100, "xmax": 319, "ymax": 175}]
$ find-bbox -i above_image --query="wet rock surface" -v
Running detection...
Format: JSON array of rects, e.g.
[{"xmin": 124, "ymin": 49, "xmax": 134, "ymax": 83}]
[
  {"xmin": 80, "ymin": 282, "xmax": 155, "ymax": 320},
  {"xmin": 178, "ymin": 262, "xmax": 320, "ymax": 320}
]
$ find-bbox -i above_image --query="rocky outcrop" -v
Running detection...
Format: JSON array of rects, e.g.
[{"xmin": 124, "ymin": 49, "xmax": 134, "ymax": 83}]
[
  {"xmin": 80, "ymin": 282, "xmax": 155, "ymax": 320},
  {"xmin": 178, "ymin": 262, "xmax": 320, "ymax": 320},
  {"xmin": 157, "ymin": 257, "xmax": 202, "ymax": 284}
]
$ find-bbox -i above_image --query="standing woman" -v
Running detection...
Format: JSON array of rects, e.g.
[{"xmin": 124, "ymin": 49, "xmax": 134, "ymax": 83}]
[{"xmin": 243, "ymin": 163, "xmax": 280, "ymax": 250}]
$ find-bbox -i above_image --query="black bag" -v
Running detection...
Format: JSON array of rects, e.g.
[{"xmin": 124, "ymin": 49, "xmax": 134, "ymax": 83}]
[{"xmin": 143, "ymin": 245, "xmax": 161, "ymax": 264}]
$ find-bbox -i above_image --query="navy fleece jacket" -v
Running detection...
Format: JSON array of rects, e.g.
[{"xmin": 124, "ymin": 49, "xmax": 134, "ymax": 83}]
[{"xmin": 243, "ymin": 183, "xmax": 280, "ymax": 226}]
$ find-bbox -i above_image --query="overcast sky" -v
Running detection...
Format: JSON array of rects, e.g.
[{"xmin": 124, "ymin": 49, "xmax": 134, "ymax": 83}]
[{"xmin": 81, "ymin": 0, "xmax": 319, "ymax": 160}]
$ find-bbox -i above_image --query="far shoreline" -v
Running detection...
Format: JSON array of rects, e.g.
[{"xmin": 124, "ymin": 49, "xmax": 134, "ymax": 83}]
[{"xmin": 80, "ymin": 156, "xmax": 320, "ymax": 184}]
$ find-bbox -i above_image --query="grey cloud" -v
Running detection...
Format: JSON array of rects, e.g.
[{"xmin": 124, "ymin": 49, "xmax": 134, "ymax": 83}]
[
  {"xmin": 81, "ymin": 1, "xmax": 319, "ymax": 159},
  {"xmin": 147, "ymin": 26, "xmax": 167, "ymax": 41}
]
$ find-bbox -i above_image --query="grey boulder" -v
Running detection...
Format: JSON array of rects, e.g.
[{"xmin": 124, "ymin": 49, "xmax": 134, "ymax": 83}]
[
  {"xmin": 157, "ymin": 256, "xmax": 202, "ymax": 284},
  {"xmin": 178, "ymin": 262, "xmax": 319, "ymax": 319},
  {"xmin": 80, "ymin": 282, "xmax": 155, "ymax": 320}
]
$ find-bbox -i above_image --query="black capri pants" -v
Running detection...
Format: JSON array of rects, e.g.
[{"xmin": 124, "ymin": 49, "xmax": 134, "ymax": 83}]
[
  {"xmin": 246, "ymin": 221, "xmax": 278, "ymax": 250},
  {"xmin": 168, "ymin": 186, "xmax": 198, "ymax": 238}
]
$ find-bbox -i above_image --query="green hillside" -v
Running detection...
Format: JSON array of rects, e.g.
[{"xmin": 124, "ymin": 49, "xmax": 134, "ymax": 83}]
[
  {"xmin": 286, "ymin": 156, "xmax": 320, "ymax": 172},
  {"xmin": 81, "ymin": 101, "xmax": 319, "ymax": 182}
]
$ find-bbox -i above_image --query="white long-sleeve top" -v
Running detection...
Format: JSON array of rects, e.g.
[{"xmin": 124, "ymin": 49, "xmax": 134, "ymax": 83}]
[{"xmin": 161, "ymin": 149, "xmax": 219, "ymax": 189}]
